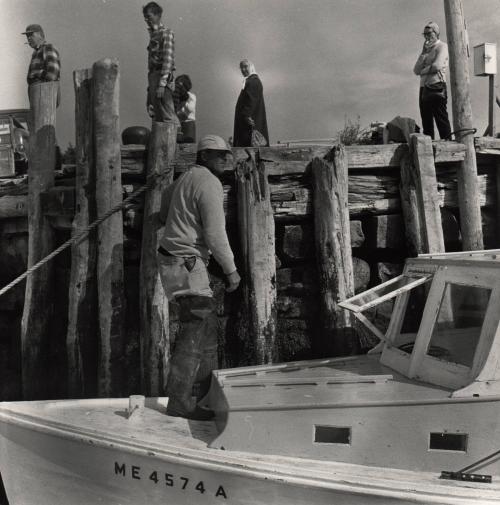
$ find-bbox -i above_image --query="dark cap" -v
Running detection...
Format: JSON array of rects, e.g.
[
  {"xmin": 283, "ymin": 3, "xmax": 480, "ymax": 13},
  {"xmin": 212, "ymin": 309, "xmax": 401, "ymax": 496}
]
[{"xmin": 22, "ymin": 24, "xmax": 44, "ymax": 35}]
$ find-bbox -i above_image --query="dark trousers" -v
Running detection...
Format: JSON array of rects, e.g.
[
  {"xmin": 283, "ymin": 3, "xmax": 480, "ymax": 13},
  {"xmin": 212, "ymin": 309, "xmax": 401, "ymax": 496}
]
[
  {"xmin": 166, "ymin": 295, "xmax": 218, "ymax": 414},
  {"xmin": 147, "ymin": 71, "xmax": 180, "ymax": 125},
  {"xmin": 419, "ymin": 86, "xmax": 452, "ymax": 140}
]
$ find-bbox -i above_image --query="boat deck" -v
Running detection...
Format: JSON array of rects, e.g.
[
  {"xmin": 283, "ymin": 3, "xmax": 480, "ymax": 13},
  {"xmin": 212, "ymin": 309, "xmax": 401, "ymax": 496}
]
[{"xmin": 208, "ymin": 354, "xmax": 452, "ymax": 410}]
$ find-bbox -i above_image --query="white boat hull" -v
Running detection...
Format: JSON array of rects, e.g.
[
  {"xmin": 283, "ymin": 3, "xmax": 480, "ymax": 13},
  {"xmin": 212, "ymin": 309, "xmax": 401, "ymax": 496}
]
[{"xmin": 1, "ymin": 398, "xmax": 499, "ymax": 505}]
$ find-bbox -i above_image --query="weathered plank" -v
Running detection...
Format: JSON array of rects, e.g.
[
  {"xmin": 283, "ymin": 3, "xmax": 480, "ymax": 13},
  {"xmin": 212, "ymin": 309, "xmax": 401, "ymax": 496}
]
[
  {"xmin": 410, "ymin": 134, "xmax": 445, "ymax": 253},
  {"xmin": 400, "ymin": 153, "xmax": 423, "ymax": 256},
  {"xmin": 66, "ymin": 67, "xmax": 98, "ymax": 398},
  {"xmin": 312, "ymin": 147, "xmax": 356, "ymax": 356},
  {"xmin": 139, "ymin": 121, "xmax": 176, "ymax": 396},
  {"xmin": 93, "ymin": 58, "xmax": 125, "ymax": 397},
  {"xmin": 236, "ymin": 154, "xmax": 277, "ymax": 364},
  {"xmin": 21, "ymin": 81, "xmax": 58, "ymax": 399}
]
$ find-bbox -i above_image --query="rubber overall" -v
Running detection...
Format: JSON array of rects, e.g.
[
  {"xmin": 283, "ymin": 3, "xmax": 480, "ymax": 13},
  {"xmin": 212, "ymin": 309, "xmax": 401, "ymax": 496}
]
[{"xmin": 158, "ymin": 253, "xmax": 217, "ymax": 420}]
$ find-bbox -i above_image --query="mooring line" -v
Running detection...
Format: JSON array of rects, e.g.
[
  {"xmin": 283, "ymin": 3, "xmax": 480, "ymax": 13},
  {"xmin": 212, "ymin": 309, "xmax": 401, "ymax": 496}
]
[{"xmin": 0, "ymin": 167, "xmax": 170, "ymax": 299}]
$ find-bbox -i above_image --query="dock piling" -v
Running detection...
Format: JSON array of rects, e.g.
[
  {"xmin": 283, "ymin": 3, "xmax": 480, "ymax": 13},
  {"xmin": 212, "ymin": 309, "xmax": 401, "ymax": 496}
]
[
  {"xmin": 139, "ymin": 121, "xmax": 177, "ymax": 396},
  {"xmin": 236, "ymin": 153, "xmax": 277, "ymax": 364},
  {"xmin": 312, "ymin": 146, "xmax": 356, "ymax": 356},
  {"xmin": 21, "ymin": 81, "xmax": 58, "ymax": 399},
  {"xmin": 444, "ymin": 0, "xmax": 484, "ymax": 250},
  {"xmin": 66, "ymin": 68, "xmax": 98, "ymax": 398},
  {"xmin": 93, "ymin": 58, "xmax": 125, "ymax": 397}
]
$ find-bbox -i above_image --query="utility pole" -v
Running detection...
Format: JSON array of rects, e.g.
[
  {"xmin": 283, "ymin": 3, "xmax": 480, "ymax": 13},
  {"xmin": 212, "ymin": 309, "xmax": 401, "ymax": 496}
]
[{"xmin": 444, "ymin": 0, "xmax": 484, "ymax": 250}]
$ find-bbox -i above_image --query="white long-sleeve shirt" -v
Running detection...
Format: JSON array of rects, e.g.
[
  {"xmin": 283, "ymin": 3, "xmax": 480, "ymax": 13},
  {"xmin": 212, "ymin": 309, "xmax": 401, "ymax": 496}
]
[
  {"xmin": 159, "ymin": 165, "xmax": 236, "ymax": 275},
  {"xmin": 413, "ymin": 39, "xmax": 449, "ymax": 87},
  {"xmin": 177, "ymin": 91, "xmax": 196, "ymax": 121}
]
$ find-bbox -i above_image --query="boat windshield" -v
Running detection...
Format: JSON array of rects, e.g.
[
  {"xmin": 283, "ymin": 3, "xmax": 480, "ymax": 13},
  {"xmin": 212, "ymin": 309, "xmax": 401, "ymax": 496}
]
[
  {"xmin": 339, "ymin": 273, "xmax": 432, "ymax": 343},
  {"xmin": 426, "ymin": 283, "xmax": 491, "ymax": 367}
]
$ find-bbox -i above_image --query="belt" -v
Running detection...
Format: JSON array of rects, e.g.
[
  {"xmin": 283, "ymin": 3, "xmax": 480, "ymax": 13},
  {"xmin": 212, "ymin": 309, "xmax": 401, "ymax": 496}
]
[{"xmin": 158, "ymin": 246, "xmax": 173, "ymax": 257}]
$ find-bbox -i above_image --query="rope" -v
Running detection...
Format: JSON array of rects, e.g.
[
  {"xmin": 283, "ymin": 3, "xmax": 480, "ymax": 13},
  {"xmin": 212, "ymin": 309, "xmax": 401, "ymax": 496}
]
[
  {"xmin": 446, "ymin": 127, "xmax": 477, "ymax": 140},
  {"xmin": 0, "ymin": 165, "xmax": 171, "ymax": 299}
]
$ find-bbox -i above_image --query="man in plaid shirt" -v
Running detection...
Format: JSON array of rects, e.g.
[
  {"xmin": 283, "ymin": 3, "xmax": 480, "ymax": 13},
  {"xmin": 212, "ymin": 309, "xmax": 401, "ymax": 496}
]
[
  {"xmin": 143, "ymin": 2, "xmax": 180, "ymax": 125},
  {"xmin": 23, "ymin": 24, "xmax": 60, "ymax": 85},
  {"xmin": 23, "ymin": 24, "xmax": 60, "ymax": 108}
]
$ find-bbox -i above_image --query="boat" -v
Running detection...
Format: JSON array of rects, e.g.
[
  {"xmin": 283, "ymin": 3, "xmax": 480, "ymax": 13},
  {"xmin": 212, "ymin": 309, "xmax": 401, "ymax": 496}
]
[{"xmin": 2, "ymin": 249, "xmax": 500, "ymax": 504}]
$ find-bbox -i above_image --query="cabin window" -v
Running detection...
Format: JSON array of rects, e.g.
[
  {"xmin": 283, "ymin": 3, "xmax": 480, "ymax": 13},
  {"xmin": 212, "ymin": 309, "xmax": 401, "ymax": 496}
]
[
  {"xmin": 429, "ymin": 432, "xmax": 468, "ymax": 452},
  {"xmin": 314, "ymin": 426, "xmax": 351, "ymax": 445},
  {"xmin": 393, "ymin": 282, "xmax": 432, "ymax": 354},
  {"xmin": 426, "ymin": 284, "xmax": 491, "ymax": 367}
]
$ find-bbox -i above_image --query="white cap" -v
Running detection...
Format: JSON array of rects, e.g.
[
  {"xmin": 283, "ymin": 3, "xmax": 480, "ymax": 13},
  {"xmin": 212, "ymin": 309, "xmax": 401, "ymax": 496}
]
[{"xmin": 197, "ymin": 134, "xmax": 231, "ymax": 153}]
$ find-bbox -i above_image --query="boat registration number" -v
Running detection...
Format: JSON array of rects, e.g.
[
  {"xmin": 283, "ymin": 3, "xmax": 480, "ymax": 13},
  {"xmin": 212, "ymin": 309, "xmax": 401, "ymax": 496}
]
[{"xmin": 114, "ymin": 461, "xmax": 228, "ymax": 499}]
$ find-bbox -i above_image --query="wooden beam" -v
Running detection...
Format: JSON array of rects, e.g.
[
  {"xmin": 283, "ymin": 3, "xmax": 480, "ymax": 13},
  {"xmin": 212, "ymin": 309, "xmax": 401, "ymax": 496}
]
[
  {"xmin": 139, "ymin": 121, "xmax": 176, "ymax": 396},
  {"xmin": 236, "ymin": 154, "xmax": 277, "ymax": 364},
  {"xmin": 21, "ymin": 81, "xmax": 58, "ymax": 399},
  {"xmin": 444, "ymin": 0, "xmax": 484, "ymax": 250},
  {"xmin": 475, "ymin": 136, "xmax": 500, "ymax": 153},
  {"xmin": 93, "ymin": 58, "xmax": 125, "ymax": 397},
  {"xmin": 409, "ymin": 134, "xmax": 445, "ymax": 253},
  {"xmin": 119, "ymin": 141, "xmax": 467, "ymax": 179},
  {"xmin": 312, "ymin": 147, "xmax": 356, "ymax": 356},
  {"xmin": 66, "ymin": 67, "xmax": 98, "ymax": 398}
]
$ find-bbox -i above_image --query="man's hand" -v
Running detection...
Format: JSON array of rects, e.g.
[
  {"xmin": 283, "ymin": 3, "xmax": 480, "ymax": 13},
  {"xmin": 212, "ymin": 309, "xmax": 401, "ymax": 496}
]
[
  {"xmin": 156, "ymin": 86, "xmax": 165, "ymax": 99},
  {"xmin": 225, "ymin": 270, "xmax": 241, "ymax": 292},
  {"xmin": 147, "ymin": 104, "xmax": 155, "ymax": 118},
  {"xmin": 246, "ymin": 116, "xmax": 255, "ymax": 127}
]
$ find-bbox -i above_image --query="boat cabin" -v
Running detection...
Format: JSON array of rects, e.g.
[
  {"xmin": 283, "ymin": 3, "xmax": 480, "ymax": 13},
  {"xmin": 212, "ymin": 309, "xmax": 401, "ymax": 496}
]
[{"xmin": 204, "ymin": 250, "xmax": 500, "ymax": 473}]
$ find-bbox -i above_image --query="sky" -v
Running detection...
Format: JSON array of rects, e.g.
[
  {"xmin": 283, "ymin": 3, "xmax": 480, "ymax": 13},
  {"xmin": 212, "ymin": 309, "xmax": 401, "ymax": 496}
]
[{"xmin": 1, "ymin": 0, "xmax": 500, "ymax": 149}]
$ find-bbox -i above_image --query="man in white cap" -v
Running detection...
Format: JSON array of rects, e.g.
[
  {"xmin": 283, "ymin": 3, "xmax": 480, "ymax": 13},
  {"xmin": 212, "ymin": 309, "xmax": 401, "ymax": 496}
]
[
  {"xmin": 413, "ymin": 21, "xmax": 451, "ymax": 140},
  {"xmin": 158, "ymin": 134, "xmax": 240, "ymax": 420}
]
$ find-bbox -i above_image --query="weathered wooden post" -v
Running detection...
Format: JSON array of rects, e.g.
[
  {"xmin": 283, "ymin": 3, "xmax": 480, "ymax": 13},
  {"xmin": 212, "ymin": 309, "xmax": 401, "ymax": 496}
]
[
  {"xmin": 404, "ymin": 134, "xmax": 445, "ymax": 254},
  {"xmin": 93, "ymin": 58, "xmax": 125, "ymax": 397},
  {"xmin": 139, "ymin": 121, "xmax": 177, "ymax": 396},
  {"xmin": 21, "ymin": 81, "xmax": 58, "ymax": 399},
  {"xmin": 312, "ymin": 145, "xmax": 356, "ymax": 356},
  {"xmin": 399, "ymin": 153, "xmax": 424, "ymax": 256},
  {"xmin": 66, "ymin": 68, "xmax": 98, "ymax": 398},
  {"xmin": 444, "ymin": 0, "xmax": 484, "ymax": 250},
  {"xmin": 236, "ymin": 153, "xmax": 277, "ymax": 364}
]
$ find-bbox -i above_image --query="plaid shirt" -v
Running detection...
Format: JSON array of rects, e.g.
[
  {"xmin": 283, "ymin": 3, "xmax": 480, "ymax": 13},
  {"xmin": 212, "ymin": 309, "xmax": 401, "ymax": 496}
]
[
  {"xmin": 147, "ymin": 23, "xmax": 175, "ymax": 88},
  {"xmin": 27, "ymin": 42, "xmax": 60, "ymax": 85}
]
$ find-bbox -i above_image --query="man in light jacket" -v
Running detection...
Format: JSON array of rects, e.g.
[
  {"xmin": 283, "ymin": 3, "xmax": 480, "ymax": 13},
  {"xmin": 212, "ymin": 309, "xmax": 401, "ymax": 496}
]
[
  {"xmin": 413, "ymin": 21, "xmax": 452, "ymax": 140},
  {"xmin": 158, "ymin": 135, "xmax": 240, "ymax": 421}
]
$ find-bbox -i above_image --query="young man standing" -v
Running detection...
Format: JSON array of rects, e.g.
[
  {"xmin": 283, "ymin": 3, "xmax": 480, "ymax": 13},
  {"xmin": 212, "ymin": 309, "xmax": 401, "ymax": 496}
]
[
  {"xmin": 143, "ymin": 1, "xmax": 180, "ymax": 125},
  {"xmin": 158, "ymin": 135, "xmax": 240, "ymax": 421}
]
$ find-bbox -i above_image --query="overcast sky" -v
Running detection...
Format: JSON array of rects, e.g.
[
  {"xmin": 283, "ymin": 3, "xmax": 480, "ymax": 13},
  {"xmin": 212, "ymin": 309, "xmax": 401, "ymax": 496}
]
[{"xmin": 1, "ymin": 0, "xmax": 500, "ymax": 148}]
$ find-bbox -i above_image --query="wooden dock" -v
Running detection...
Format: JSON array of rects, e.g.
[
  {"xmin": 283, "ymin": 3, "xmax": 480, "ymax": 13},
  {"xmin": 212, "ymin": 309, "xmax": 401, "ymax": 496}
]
[{"xmin": 1, "ymin": 58, "xmax": 499, "ymax": 401}]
